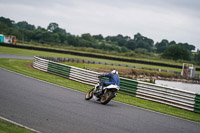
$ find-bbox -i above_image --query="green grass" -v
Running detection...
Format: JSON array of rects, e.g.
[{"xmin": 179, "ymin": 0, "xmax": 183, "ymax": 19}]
[
  {"xmin": 0, "ymin": 58, "xmax": 200, "ymax": 123},
  {"xmin": 18, "ymin": 42, "xmax": 192, "ymax": 66},
  {"xmin": 0, "ymin": 58, "xmax": 91, "ymax": 92},
  {"xmin": 0, "ymin": 46, "xmax": 191, "ymax": 73},
  {"xmin": 0, "ymin": 118, "xmax": 36, "ymax": 133},
  {"xmin": 62, "ymin": 62, "xmax": 180, "ymax": 79}
]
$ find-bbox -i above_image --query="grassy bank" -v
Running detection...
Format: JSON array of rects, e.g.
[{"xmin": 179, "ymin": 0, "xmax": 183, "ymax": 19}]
[
  {"xmin": 0, "ymin": 118, "xmax": 36, "ymax": 133},
  {"xmin": 63, "ymin": 62, "xmax": 180, "ymax": 80},
  {"xmin": 0, "ymin": 58, "xmax": 200, "ymax": 122},
  {"xmin": 0, "ymin": 46, "xmax": 187, "ymax": 72},
  {"xmin": 18, "ymin": 42, "xmax": 183, "ymax": 65}
]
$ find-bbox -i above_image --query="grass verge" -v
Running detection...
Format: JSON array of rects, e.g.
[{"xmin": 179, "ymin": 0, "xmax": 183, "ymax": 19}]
[
  {"xmin": 0, "ymin": 46, "xmax": 190, "ymax": 73},
  {"xmin": 63, "ymin": 62, "xmax": 180, "ymax": 79},
  {"xmin": 17, "ymin": 43, "xmax": 184, "ymax": 65},
  {"xmin": 0, "ymin": 58, "xmax": 200, "ymax": 123},
  {"xmin": 0, "ymin": 118, "xmax": 36, "ymax": 133}
]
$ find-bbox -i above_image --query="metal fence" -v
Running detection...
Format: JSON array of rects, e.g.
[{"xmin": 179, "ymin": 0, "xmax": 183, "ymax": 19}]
[{"xmin": 33, "ymin": 56, "xmax": 200, "ymax": 113}]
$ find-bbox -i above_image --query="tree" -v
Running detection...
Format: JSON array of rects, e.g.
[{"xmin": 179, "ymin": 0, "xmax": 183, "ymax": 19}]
[
  {"xmin": 133, "ymin": 33, "xmax": 154, "ymax": 52},
  {"xmin": 54, "ymin": 27, "xmax": 67, "ymax": 35},
  {"xmin": 124, "ymin": 36, "xmax": 131, "ymax": 41},
  {"xmin": 162, "ymin": 45, "xmax": 190, "ymax": 60},
  {"xmin": 93, "ymin": 34, "xmax": 104, "ymax": 41},
  {"xmin": 0, "ymin": 17, "xmax": 15, "ymax": 27},
  {"xmin": 32, "ymin": 29, "xmax": 45, "ymax": 43},
  {"xmin": 0, "ymin": 22, "xmax": 8, "ymax": 33},
  {"xmin": 120, "ymin": 47, "xmax": 129, "ymax": 53},
  {"xmin": 58, "ymin": 33, "xmax": 67, "ymax": 44},
  {"xmin": 126, "ymin": 40, "xmax": 136, "ymax": 50},
  {"xmin": 47, "ymin": 22, "xmax": 59, "ymax": 32},
  {"xmin": 177, "ymin": 43, "xmax": 195, "ymax": 52},
  {"xmin": 99, "ymin": 42, "xmax": 106, "ymax": 50},
  {"xmin": 37, "ymin": 26, "xmax": 46, "ymax": 31},
  {"xmin": 117, "ymin": 39, "xmax": 127, "ymax": 46},
  {"xmin": 134, "ymin": 33, "xmax": 142, "ymax": 41},
  {"xmin": 47, "ymin": 22, "xmax": 67, "ymax": 41},
  {"xmin": 81, "ymin": 33, "xmax": 96, "ymax": 43},
  {"xmin": 67, "ymin": 35, "xmax": 80, "ymax": 46},
  {"xmin": 155, "ymin": 39, "xmax": 169, "ymax": 53},
  {"xmin": 16, "ymin": 21, "xmax": 35, "ymax": 30},
  {"xmin": 194, "ymin": 51, "xmax": 200, "ymax": 64},
  {"xmin": 9, "ymin": 28, "xmax": 23, "ymax": 40},
  {"xmin": 134, "ymin": 48, "xmax": 149, "ymax": 55},
  {"xmin": 169, "ymin": 40, "xmax": 176, "ymax": 46},
  {"xmin": 137, "ymin": 40, "xmax": 152, "ymax": 51},
  {"xmin": 81, "ymin": 33, "xmax": 92, "ymax": 41}
]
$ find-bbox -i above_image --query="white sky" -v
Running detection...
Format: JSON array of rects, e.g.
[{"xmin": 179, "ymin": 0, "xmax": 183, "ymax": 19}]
[{"xmin": 0, "ymin": 0, "xmax": 200, "ymax": 49}]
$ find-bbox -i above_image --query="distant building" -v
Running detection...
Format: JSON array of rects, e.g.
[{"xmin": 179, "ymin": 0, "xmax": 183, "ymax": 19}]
[
  {"xmin": 4, "ymin": 35, "xmax": 16, "ymax": 43},
  {"xmin": 181, "ymin": 63, "xmax": 196, "ymax": 78},
  {"xmin": 0, "ymin": 34, "xmax": 16, "ymax": 44},
  {"xmin": 0, "ymin": 34, "xmax": 4, "ymax": 43}
]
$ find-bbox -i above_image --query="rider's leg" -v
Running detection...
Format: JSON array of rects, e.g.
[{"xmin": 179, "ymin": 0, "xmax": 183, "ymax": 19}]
[
  {"xmin": 99, "ymin": 81, "xmax": 112, "ymax": 92},
  {"xmin": 97, "ymin": 81, "xmax": 104, "ymax": 92}
]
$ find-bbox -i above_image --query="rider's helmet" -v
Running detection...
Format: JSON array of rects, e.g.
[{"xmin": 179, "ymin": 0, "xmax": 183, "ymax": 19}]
[{"xmin": 111, "ymin": 70, "xmax": 118, "ymax": 74}]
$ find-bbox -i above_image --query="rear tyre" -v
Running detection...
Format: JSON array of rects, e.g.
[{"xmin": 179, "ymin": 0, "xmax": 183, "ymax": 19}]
[
  {"xmin": 85, "ymin": 88, "xmax": 94, "ymax": 100},
  {"xmin": 100, "ymin": 91, "xmax": 114, "ymax": 105}
]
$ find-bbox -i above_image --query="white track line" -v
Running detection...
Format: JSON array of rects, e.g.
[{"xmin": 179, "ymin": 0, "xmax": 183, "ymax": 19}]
[{"xmin": 0, "ymin": 116, "xmax": 41, "ymax": 133}]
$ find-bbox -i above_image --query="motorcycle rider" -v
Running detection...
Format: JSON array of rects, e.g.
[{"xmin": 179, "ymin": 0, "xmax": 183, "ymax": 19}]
[{"xmin": 97, "ymin": 70, "xmax": 120, "ymax": 92}]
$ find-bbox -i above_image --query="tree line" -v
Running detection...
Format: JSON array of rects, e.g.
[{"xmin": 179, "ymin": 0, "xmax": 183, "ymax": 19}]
[{"xmin": 0, "ymin": 16, "xmax": 200, "ymax": 64}]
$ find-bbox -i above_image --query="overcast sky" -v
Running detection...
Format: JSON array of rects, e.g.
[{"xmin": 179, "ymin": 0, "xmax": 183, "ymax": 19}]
[{"xmin": 1, "ymin": 0, "xmax": 200, "ymax": 49}]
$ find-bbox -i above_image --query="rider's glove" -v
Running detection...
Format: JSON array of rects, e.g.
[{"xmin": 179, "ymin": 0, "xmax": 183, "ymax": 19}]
[{"xmin": 98, "ymin": 75, "xmax": 102, "ymax": 78}]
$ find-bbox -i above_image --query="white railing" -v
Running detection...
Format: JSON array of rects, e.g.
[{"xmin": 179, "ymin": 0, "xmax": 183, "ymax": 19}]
[{"xmin": 33, "ymin": 56, "xmax": 200, "ymax": 113}]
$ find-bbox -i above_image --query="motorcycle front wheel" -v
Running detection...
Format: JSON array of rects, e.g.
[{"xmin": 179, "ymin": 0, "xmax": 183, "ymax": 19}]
[
  {"xmin": 85, "ymin": 88, "xmax": 94, "ymax": 100},
  {"xmin": 100, "ymin": 91, "xmax": 114, "ymax": 105}
]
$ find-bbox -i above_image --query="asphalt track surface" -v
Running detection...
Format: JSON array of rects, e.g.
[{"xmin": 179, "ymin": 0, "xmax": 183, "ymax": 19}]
[
  {"xmin": 0, "ymin": 54, "xmax": 33, "ymax": 60},
  {"xmin": 0, "ymin": 56, "xmax": 200, "ymax": 133}
]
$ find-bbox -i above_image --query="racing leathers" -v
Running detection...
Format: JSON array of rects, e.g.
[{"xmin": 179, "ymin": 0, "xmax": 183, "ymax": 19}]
[{"xmin": 98, "ymin": 73, "xmax": 120, "ymax": 92}]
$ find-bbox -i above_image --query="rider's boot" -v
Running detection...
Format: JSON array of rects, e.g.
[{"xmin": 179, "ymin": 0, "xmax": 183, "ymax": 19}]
[
  {"xmin": 99, "ymin": 82, "xmax": 104, "ymax": 93},
  {"xmin": 99, "ymin": 86, "xmax": 103, "ymax": 92}
]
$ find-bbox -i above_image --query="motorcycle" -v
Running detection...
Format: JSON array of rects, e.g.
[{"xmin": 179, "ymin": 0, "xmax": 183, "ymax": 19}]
[{"xmin": 85, "ymin": 76, "xmax": 120, "ymax": 105}]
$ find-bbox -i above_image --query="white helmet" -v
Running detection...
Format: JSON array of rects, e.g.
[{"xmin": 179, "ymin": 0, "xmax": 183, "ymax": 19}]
[{"xmin": 111, "ymin": 70, "xmax": 118, "ymax": 74}]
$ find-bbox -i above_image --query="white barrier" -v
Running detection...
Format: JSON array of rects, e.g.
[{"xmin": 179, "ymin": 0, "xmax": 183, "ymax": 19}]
[{"xmin": 33, "ymin": 56, "xmax": 200, "ymax": 113}]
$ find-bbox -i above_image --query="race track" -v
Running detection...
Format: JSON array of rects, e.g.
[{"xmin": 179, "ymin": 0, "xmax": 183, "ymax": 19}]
[
  {"xmin": 0, "ymin": 55, "xmax": 200, "ymax": 133},
  {"xmin": 0, "ymin": 54, "xmax": 33, "ymax": 60}
]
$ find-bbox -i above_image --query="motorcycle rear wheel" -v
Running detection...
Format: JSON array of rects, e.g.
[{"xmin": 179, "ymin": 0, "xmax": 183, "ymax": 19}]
[
  {"xmin": 100, "ymin": 91, "xmax": 114, "ymax": 105},
  {"xmin": 85, "ymin": 88, "xmax": 94, "ymax": 100}
]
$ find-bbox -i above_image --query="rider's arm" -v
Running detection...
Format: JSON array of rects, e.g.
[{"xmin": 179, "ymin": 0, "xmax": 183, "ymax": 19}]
[{"xmin": 103, "ymin": 73, "xmax": 111, "ymax": 78}]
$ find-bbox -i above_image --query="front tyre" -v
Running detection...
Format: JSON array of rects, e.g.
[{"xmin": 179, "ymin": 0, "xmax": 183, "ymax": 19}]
[
  {"xmin": 85, "ymin": 88, "xmax": 94, "ymax": 100},
  {"xmin": 100, "ymin": 91, "xmax": 114, "ymax": 105}
]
